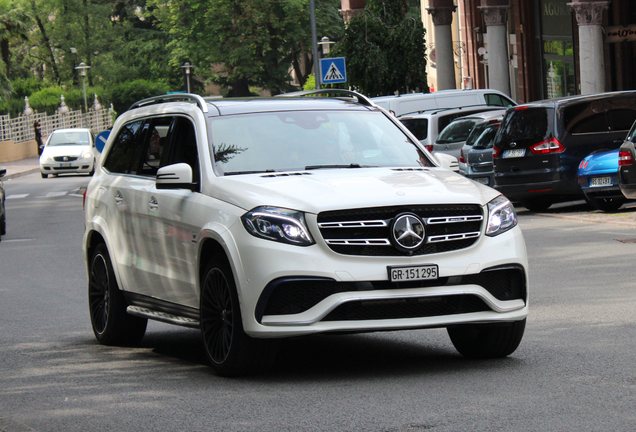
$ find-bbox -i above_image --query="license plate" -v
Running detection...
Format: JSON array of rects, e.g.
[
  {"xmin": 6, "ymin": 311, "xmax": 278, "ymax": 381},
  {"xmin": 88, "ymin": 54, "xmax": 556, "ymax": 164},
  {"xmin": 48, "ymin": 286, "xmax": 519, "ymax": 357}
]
[
  {"xmin": 60, "ymin": 163, "xmax": 72, "ymax": 167},
  {"xmin": 473, "ymin": 177, "xmax": 489, "ymax": 185},
  {"xmin": 389, "ymin": 265, "xmax": 438, "ymax": 282},
  {"xmin": 590, "ymin": 176, "xmax": 612, "ymax": 187},
  {"xmin": 503, "ymin": 149, "xmax": 525, "ymax": 158}
]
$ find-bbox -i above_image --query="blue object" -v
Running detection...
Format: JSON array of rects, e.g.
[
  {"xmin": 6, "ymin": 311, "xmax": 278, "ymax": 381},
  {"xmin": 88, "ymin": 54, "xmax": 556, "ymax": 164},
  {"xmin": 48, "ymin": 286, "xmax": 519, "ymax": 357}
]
[
  {"xmin": 577, "ymin": 148, "xmax": 628, "ymax": 211},
  {"xmin": 320, "ymin": 57, "xmax": 347, "ymax": 84},
  {"xmin": 95, "ymin": 130, "xmax": 110, "ymax": 153}
]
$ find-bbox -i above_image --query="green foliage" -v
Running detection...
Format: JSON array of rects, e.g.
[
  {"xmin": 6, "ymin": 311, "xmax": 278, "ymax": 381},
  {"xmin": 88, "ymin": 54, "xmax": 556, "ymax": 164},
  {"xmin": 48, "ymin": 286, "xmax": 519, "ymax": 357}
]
[
  {"xmin": 11, "ymin": 76, "xmax": 44, "ymax": 98},
  {"xmin": 0, "ymin": 96, "xmax": 25, "ymax": 116},
  {"xmin": 333, "ymin": 0, "xmax": 428, "ymax": 97},
  {"xmin": 106, "ymin": 79, "xmax": 171, "ymax": 115},
  {"xmin": 303, "ymin": 74, "xmax": 316, "ymax": 91}
]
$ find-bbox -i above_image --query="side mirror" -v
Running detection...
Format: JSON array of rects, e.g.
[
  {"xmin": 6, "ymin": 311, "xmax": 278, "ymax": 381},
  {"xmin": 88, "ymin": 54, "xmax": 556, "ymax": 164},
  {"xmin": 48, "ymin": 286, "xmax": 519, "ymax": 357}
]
[
  {"xmin": 0, "ymin": 168, "xmax": 5, "ymax": 178},
  {"xmin": 156, "ymin": 163, "xmax": 196, "ymax": 191},
  {"xmin": 433, "ymin": 153, "xmax": 459, "ymax": 172}
]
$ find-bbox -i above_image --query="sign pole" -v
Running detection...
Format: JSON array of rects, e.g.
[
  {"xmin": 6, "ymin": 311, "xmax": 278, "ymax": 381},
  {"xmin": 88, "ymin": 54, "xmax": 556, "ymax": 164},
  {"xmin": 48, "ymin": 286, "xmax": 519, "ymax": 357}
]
[{"xmin": 310, "ymin": 0, "xmax": 320, "ymax": 89}]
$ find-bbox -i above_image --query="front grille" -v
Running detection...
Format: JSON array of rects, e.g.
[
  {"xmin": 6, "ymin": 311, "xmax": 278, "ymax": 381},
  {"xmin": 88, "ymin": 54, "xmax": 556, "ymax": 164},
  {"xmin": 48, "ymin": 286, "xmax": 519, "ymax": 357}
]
[
  {"xmin": 53, "ymin": 166, "xmax": 78, "ymax": 170},
  {"xmin": 317, "ymin": 205, "xmax": 483, "ymax": 256},
  {"xmin": 54, "ymin": 156, "xmax": 78, "ymax": 162},
  {"xmin": 322, "ymin": 295, "xmax": 490, "ymax": 321},
  {"xmin": 258, "ymin": 266, "xmax": 526, "ymax": 320}
]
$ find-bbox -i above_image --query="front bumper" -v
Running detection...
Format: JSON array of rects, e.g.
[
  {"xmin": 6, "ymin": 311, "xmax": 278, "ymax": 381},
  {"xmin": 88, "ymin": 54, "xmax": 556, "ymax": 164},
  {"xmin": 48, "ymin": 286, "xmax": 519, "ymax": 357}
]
[{"xmin": 40, "ymin": 159, "xmax": 94, "ymax": 175}]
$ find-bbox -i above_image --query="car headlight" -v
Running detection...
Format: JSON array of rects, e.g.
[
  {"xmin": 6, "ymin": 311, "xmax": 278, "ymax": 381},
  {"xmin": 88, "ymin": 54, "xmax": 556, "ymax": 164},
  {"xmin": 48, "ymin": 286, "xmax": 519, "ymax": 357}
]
[
  {"xmin": 81, "ymin": 152, "xmax": 93, "ymax": 160},
  {"xmin": 242, "ymin": 206, "xmax": 315, "ymax": 246},
  {"xmin": 486, "ymin": 195, "xmax": 517, "ymax": 236}
]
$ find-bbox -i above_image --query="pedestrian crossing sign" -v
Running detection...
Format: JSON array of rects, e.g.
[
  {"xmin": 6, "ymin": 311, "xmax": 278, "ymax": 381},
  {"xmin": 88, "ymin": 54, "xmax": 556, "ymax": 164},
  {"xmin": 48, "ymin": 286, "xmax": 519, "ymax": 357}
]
[{"xmin": 320, "ymin": 57, "xmax": 347, "ymax": 84}]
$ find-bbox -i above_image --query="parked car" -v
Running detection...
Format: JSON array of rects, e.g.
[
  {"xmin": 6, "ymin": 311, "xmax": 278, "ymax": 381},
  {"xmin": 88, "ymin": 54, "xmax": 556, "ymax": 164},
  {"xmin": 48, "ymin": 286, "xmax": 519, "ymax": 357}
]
[
  {"xmin": 83, "ymin": 91, "xmax": 528, "ymax": 377},
  {"xmin": 0, "ymin": 167, "xmax": 5, "ymax": 238},
  {"xmin": 577, "ymin": 149, "xmax": 626, "ymax": 211},
  {"xmin": 462, "ymin": 114, "xmax": 505, "ymax": 187},
  {"xmin": 39, "ymin": 128, "xmax": 96, "ymax": 178},
  {"xmin": 493, "ymin": 91, "xmax": 636, "ymax": 211},
  {"xmin": 435, "ymin": 109, "xmax": 507, "ymax": 172},
  {"xmin": 399, "ymin": 106, "xmax": 502, "ymax": 154},
  {"xmin": 372, "ymin": 89, "xmax": 516, "ymax": 117},
  {"xmin": 618, "ymin": 119, "xmax": 636, "ymax": 200}
]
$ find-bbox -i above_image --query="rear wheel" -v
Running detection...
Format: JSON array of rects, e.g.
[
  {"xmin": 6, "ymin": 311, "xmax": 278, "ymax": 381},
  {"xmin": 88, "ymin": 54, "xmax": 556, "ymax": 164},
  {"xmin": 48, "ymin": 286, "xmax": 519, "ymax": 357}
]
[
  {"xmin": 200, "ymin": 254, "xmax": 277, "ymax": 377},
  {"xmin": 88, "ymin": 243, "xmax": 147, "ymax": 345},
  {"xmin": 588, "ymin": 196, "xmax": 625, "ymax": 212},
  {"xmin": 0, "ymin": 212, "xmax": 5, "ymax": 236},
  {"xmin": 448, "ymin": 319, "xmax": 526, "ymax": 359},
  {"xmin": 521, "ymin": 198, "xmax": 552, "ymax": 212}
]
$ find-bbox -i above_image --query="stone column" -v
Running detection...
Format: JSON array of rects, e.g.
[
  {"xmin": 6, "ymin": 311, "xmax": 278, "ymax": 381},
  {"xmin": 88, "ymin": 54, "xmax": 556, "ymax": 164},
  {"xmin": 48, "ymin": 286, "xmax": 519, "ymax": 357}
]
[
  {"xmin": 427, "ymin": 1, "xmax": 457, "ymax": 90},
  {"xmin": 479, "ymin": 5, "xmax": 511, "ymax": 96},
  {"xmin": 568, "ymin": 1, "xmax": 610, "ymax": 95}
]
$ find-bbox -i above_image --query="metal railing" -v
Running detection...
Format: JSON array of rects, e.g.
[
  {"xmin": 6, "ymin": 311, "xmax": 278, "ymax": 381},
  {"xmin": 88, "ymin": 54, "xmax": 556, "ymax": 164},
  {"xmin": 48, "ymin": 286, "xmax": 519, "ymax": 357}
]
[{"xmin": 0, "ymin": 107, "xmax": 114, "ymax": 143}]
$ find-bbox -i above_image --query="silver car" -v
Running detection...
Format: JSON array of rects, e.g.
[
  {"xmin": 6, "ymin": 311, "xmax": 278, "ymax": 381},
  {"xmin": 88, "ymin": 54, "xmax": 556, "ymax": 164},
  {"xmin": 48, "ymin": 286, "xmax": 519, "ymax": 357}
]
[{"xmin": 462, "ymin": 116, "xmax": 505, "ymax": 186}]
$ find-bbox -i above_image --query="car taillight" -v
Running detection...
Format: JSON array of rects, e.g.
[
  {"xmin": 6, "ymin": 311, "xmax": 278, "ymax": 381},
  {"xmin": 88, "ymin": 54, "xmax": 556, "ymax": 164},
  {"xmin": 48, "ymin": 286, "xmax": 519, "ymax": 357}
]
[
  {"xmin": 529, "ymin": 138, "xmax": 565, "ymax": 154},
  {"xmin": 619, "ymin": 150, "xmax": 633, "ymax": 166},
  {"xmin": 579, "ymin": 159, "xmax": 589, "ymax": 169},
  {"xmin": 83, "ymin": 188, "xmax": 87, "ymax": 210},
  {"xmin": 459, "ymin": 149, "xmax": 465, "ymax": 163},
  {"xmin": 425, "ymin": 145, "xmax": 433, "ymax": 152},
  {"xmin": 493, "ymin": 146, "xmax": 501, "ymax": 159}
]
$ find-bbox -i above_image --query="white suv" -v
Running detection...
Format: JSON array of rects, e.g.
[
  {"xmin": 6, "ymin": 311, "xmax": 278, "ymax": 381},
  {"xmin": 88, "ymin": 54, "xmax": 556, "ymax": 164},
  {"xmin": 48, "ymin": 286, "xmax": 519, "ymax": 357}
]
[{"xmin": 83, "ymin": 91, "xmax": 528, "ymax": 376}]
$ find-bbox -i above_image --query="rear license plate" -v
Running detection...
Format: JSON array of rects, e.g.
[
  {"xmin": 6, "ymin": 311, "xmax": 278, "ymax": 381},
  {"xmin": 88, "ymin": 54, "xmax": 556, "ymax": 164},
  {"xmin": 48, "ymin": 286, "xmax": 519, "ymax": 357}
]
[
  {"xmin": 473, "ymin": 177, "xmax": 489, "ymax": 185},
  {"xmin": 503, "ymin": 149, "xmax": 525, "ymax": 158},
  {"xmin": 389, "ymin": 265, "xmax": 438, "ymax": 282},
  {"xmin": 590, "ymin": 176, "xmax": 612, "ymax": 187},
  {"xmin": 60, "ymin": 163, "xmax": 72, "ymax": 167}
]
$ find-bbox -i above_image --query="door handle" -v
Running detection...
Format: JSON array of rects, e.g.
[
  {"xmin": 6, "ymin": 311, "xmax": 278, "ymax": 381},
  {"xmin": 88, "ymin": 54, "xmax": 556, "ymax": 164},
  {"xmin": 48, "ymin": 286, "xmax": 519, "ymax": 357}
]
[
  {"xmin": 149, "ymin": 196, "xmax": 159, "ymax": 212},
  {"xmin": 114, "ymin": 191, "xmax": 127, "ymax": 212}
]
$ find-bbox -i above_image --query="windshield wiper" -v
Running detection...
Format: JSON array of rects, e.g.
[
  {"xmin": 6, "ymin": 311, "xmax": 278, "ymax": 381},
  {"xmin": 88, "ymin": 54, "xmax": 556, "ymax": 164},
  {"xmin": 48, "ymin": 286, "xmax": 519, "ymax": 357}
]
[
  {"xmin": 304, "ymin": 163, "xmax": 368, "ymax": 170},
  {"xmin": 223, "ymin": 169, "xmax": 277, "ymax": 176}
]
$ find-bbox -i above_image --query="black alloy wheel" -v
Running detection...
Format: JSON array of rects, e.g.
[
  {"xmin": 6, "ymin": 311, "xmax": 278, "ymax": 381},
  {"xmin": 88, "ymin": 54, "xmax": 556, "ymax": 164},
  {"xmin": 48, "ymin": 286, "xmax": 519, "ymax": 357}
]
[
  {"xmin": 201, "ymin": 266, "xmax": 234, "ymax": 364},
  {"xmin": 88, "ymin": 243, "xmax": 147, "ymax": 345},
  {"xmin": 589, "ymin": 196, "xmax": 625, "ymax": 212}
]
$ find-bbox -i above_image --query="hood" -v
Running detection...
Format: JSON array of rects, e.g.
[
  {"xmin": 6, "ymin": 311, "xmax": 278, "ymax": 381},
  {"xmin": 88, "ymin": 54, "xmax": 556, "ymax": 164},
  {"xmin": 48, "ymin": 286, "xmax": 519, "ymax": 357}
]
[
  {"xmin": 42, "ymin": 145, "xmax": 92, "ymax": 158},
  {"xmin": 211, "ymin": 167, "xmax": 500, "ymax": 214}
]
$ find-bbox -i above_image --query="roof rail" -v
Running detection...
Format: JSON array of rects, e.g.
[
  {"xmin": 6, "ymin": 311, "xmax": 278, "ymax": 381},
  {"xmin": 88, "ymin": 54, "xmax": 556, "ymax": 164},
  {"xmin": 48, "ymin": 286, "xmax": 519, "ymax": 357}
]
[
  {"xmin": 275, "ymin": 89, "xmax": 374, "ymax": 108},
  {"xmin": 398, "ymin": 103, "xmax": 498, "ymax": 118},
  {"xmin": 128, "ymin": 93, "xmax": 209, "ymax": 113}
]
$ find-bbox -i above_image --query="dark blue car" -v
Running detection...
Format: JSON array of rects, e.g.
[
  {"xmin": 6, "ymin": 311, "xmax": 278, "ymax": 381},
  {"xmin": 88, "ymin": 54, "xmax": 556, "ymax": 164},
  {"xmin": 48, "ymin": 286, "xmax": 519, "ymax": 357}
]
[{"xmin": 577, "ymin": 148, "xmax": 627, "ymax": 211}]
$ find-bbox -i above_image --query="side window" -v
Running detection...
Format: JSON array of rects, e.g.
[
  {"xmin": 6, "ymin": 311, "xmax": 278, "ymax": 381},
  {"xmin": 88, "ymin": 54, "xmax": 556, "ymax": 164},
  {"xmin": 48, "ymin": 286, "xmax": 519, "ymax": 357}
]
[
  {"xmin": 103, "ymin": 120, "xmax": 144, "ymax": 174},
  {"xmin": 564, "ymin": 102, "xmax": 609, "ymax": 134},
  {"xmin": 164, "ymin": 117, "xmax": 200, "ymax": 187},
  {"xmin": 485, "ymin": 94, "xmax": 503, "ymax": 107},
  {"xmin": 139, "ymin": 117, "xmax": 174, "ymax": 177},
  {"xmin": 400, "ymin": 118, "xmax": 428, "ymax": 140}
]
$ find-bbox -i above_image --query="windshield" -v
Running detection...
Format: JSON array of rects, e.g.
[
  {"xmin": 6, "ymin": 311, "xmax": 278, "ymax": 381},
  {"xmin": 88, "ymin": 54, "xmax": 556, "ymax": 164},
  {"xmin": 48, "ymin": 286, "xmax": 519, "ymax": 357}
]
[
  {"xmin": 209, "ymin": 111, "xmax": 433, "ymax": 175},
  {"xmin": 48, "ymin": 131, "xmax": 90, "ymax": 146},
  {"xmin": 436, "ymin": 119, "xmax": 479, "ymax": 144}
]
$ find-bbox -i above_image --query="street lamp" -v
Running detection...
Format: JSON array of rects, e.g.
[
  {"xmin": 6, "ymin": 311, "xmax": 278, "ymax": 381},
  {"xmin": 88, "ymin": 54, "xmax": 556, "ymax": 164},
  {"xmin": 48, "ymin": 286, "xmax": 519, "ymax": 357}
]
[
  {"xmin": 181, "ymin": 62, "xmax": 193, "ymax": 93},
  {"xmin": 318, "ymin": 36, "xmax": 335, "ymax": 55},
  {"xmin": 75, "ymin": 62, "xmax": 91, "ymax": 112}
]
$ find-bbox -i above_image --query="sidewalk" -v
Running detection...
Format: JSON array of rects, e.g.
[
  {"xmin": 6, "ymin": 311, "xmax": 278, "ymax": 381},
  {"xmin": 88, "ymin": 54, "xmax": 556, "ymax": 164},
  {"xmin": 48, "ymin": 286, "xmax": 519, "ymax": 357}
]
[{"xmin": 0, "ymin": 157, "xmax": 41, "ymax": 180}]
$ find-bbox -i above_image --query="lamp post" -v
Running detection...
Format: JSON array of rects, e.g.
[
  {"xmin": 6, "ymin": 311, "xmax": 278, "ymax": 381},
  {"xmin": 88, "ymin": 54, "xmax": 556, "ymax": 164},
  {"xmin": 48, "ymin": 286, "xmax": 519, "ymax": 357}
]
[
  {"xmin": 75, "ymin": 62, "xmax": 91, "ymax": 112},
  {"xmin": 318, "ymin": 36, "xmax": 335, "ymax": 55},
  {"xmin": 181, "ymin": 62, "xmax": 193, "ymax": 93},
  {"xmin": 310, "ymin": 0, "xmax": 320, "ymax": 89}
]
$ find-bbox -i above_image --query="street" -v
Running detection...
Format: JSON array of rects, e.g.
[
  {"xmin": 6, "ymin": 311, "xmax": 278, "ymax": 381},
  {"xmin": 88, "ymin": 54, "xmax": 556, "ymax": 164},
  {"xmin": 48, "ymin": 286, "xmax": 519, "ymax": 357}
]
[{"xmin": 1, "ymin": 172, "xmax": 635, "ymax": 432}]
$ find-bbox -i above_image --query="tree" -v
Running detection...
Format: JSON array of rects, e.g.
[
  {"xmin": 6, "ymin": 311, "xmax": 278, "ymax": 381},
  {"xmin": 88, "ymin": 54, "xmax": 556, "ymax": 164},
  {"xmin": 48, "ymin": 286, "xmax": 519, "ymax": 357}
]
[
  {"xmin": 0, "ymin": 0, "xmax": 33, "ymax": 80},
  {"xmin": 333, "ymin": 0, "xmax": 428, "ymax": 97}
]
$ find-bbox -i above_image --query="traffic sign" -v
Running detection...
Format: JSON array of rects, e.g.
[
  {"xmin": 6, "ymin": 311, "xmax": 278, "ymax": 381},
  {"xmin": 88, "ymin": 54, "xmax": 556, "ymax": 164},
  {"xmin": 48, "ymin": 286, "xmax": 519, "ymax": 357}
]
[
  {"xmin": 95, "ymin": 130, "xmax": 110, "ymax": 153},
  {"xmin": 320, "ymin": 57, "xmax": 347, "ymax": 84}
]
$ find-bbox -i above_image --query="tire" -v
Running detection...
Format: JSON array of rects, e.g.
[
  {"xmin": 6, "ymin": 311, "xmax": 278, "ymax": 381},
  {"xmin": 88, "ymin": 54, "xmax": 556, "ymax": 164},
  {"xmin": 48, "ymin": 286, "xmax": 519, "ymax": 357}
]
[
  {"xmin": 0, "ymin": 212, "xmax": 5, "ymax": 236},
  {"xmin": 521, "ymin": 198, "xmax": 552, "ymax": 212},
  {"xmin": 588, "ymin": 196, "xmax": 625, "ymax": 212},
  {"xmin": 448, "ymin": 319, "xmax": 526, "ymax": 359},
  {"xmin": 88, "ymin": 243, "xmax": 147, "ymax": 345},
  {"xmin": 89, "ymin": 161, "xmax": 95, "ymax": 176},
  {"xmin": 200, "ymin": 254, "xmax": 277, "ymax": 377},
  {"xmin": 41, "ymin": 173, "xmax": 47, "ymax": 178}
]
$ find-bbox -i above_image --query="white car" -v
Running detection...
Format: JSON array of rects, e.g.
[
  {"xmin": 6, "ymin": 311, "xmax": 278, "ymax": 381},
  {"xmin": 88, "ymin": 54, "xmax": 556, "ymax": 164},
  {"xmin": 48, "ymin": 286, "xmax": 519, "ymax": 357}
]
[
  {"xmin": 39, "ymin": 128, "xmax": 96, "ymax": 178},
  {"xmin": 83, "ymin": 91, "xmax": 529, "ymax": 376}
]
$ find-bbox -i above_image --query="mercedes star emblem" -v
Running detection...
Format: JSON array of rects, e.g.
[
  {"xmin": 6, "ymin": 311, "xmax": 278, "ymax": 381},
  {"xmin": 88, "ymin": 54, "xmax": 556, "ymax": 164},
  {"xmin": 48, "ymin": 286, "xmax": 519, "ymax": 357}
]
[
  {"xmin": 63, "ymin": 156, "xmax": 68, "ymax": 161},
  {"xmin": 392, "ymin": 214, "xmax": 425, "ymax": 250},
  {"xmin": 510, "ymin": 142, "xmax": 517, "ymax": 148}
]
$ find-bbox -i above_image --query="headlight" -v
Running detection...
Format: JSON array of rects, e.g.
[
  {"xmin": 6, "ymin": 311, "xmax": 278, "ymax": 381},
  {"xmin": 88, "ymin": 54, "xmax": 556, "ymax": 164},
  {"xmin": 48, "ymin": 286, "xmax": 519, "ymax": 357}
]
[
  {"xmin": 486, "ymin": 195, "xmax": 517, "ymax": 236},
  {"xmin": 81, "ymin": 152, "xmax": 93, "ymax": 159},
  {"xmin": 242, "ymin": 206, "xmax": 314, "ymax": 246}
]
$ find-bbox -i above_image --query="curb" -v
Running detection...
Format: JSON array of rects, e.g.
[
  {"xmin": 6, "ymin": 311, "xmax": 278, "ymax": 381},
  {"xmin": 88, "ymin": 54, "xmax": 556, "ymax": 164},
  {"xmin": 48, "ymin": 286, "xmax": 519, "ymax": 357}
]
[
  {"xmin": 531, "ymin": 212, "xmax": 636, "ymax": 229},
  {"xmin": 4, "ymin": 168, "xmax": 40, "ymax": 181}
]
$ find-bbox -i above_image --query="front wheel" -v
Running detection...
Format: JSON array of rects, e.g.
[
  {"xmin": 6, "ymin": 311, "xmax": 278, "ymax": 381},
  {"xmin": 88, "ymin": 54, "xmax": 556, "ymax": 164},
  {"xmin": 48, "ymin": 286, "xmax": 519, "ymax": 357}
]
[
  {"xmin": 200, "ymin": 254, "xmax": 277, "ymax": 377},
  {"xmin": 521, "ymin": 198, "xmax": 551, "ymax": 212},
  {"xmin": 448, "ymin": 319, "xmax": 526, "ymax": 359},
  {"xmin": 41, "ymin": 173, "xmax": 47, "ymax": 179},
  {"xmin": 88, "ymin": 243, "xmax": 147, "ymax": 345}
]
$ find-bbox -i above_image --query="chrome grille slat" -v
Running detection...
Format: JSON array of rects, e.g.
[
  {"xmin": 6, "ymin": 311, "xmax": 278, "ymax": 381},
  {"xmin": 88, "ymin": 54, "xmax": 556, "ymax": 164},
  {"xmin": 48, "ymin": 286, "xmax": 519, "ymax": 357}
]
[
  {"xmin": 427, "ymin": 232, "xmax": 481, "ymax": 243},
  {"xmin": 318, "ymin": 220, "xmax": 387, "ymax": 228},
  {"xmin": 426, "ymin": 215, "xmax": 483, "ymax": 224},
  {"xmin": 325, "ymin": 239, "xmax": 391, "ymax": 246}
]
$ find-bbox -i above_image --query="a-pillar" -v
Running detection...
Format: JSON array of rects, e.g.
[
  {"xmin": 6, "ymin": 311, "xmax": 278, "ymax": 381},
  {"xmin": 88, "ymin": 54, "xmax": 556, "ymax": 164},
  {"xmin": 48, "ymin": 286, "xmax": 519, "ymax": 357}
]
[
  {"xmin": 478, "ymin": 1, "xmax": 511, "ymax": 96},
  {"xmin": 568, "ymin": 0, "xmax": 609, "ymax": 95},
  {"xmin": 426, "ymin": 0, "xmax": 457, "ymax": 90}
]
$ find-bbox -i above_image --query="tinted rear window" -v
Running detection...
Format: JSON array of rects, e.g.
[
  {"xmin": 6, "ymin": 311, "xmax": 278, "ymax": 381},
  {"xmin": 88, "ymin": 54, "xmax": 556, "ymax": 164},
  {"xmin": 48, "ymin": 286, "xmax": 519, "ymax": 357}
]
[
  {"xmin": 495, "ymin": 108, "xmax": 552, "ymax": 146},
  {"xmin": 436, "ymin": 119, "xmax": 479, "ymax": 144},
  {"xmin": 400, "ymin": 118, "xmax": 428, "ymax": 140},
  {"xmin": 563, "ymin": 97, "xmax": 636, "ymax": 134}
]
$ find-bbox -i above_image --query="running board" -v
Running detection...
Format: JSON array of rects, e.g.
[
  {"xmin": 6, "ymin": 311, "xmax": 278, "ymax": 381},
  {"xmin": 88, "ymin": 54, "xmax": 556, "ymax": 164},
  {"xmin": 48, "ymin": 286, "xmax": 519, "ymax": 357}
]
[{"xmin": 126, "ymin": 306, "xmax": 200, "ymax": 329}]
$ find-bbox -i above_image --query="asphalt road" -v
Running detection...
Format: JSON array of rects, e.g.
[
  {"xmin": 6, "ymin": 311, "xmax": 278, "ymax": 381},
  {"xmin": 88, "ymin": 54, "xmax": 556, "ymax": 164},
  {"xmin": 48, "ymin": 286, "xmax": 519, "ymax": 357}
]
[{"xmin": 1, "ymin": 173, "xmax": 635, "ymax": 431}]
